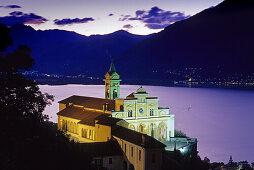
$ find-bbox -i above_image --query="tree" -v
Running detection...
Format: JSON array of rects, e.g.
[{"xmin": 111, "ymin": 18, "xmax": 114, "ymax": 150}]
[
  {"xmin": 0, "ymin": 23, "xmax": 93, "ymax": 170},
  {"xmin": 0, "ymin": 23, "xmax": 53, "ymax": 125}
]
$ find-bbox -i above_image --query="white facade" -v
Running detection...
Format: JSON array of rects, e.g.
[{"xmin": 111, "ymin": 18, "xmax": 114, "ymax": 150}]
[{"xmin": 112, "ymin": 87, "xmax": 175, "ymax": 141}]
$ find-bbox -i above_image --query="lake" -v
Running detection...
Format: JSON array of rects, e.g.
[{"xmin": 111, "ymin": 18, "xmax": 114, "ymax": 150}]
[{"xmin": 39, "ymin": 84, "xmax": 254, "ymax": 163}]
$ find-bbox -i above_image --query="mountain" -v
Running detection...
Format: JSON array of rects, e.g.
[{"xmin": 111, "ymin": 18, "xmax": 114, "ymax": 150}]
[
  {"xmin": 119, "ymin": 0, "xmax": 254, "ymax": 79},
  {"xmin": 9, "ymin": 24, "xmax": 151, "ymax": 76}
]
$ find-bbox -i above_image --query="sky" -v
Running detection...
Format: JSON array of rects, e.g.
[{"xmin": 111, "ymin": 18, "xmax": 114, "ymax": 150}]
[{"xmin": 0, "ymin": 0, "xmax": 223, "ymax": 35}]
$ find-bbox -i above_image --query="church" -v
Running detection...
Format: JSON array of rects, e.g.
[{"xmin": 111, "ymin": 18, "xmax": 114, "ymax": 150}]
[
  {"xmin": 57, "ymin": 58, "xmax": 174, "ymax": 143},
  {"xmin": 56, "ymin": 58, "xmax": 196, "ymax": 170}
]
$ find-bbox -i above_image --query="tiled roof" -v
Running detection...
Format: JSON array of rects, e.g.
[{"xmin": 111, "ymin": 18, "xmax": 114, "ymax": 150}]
[
  {"xmin": 57, "ymin": 106, "xmax": 122, "ymax": 127},
  {"xmin": 126, "ymin": 92, "xmax": 135, "ymax": 99},
  {"xmin": 57, "ymin": 106, "xmax": 103, "ymax": 126},
  {"xmin": 81, "ymin": 138, "xmax": 123, "ymax": 157},
  {"xmin": 58, "ymin": 95, "xmax": 115, "ymax": 111},
  {"xmin": 112, "ymin": 126, "xmax": 166, "ymax": 149},
  {"xmin": 95, "ymin": 114, "xmax": 123, "ymax": 126}
]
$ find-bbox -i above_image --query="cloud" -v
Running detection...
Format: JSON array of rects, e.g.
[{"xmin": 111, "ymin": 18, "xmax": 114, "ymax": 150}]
[
  {"xmin": 108, "ymin": 13, "xmax": 114, "ymax": 16},
  {"xmin": 0, "ymin": 11, "xmax": 48, "ymax": 26},
  {"xmin": 54, "ymin": 17, "xmax": 95, "ymax": 26},
  {"xmin": 119, "ymin": 6, "xmax": 190, "ymax": 29},
  {"xmin": 123, "ymin": 24, "xmax": 133, "ymax": 29},
  {"xmin": 0, "ymin": 5, "xmax": 21, "ymax": 9}
]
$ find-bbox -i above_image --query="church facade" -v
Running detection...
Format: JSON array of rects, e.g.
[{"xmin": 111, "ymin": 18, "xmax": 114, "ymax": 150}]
[{"xmin": 104, "ymin": 59, "xmax": 175, "ymax": 141}]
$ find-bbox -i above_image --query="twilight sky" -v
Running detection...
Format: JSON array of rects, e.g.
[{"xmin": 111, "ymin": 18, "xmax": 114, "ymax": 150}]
[{"xmin": 0, "ymin": 0, "xmax": 223, "ymax": 35}]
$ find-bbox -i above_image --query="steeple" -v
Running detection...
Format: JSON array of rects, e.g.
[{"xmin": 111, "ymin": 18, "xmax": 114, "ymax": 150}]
[
  {"xmin": 104, "ymin": 56, "xmax": 121, "ymax": 99},
  {"xmin": 108, "ymin": 56, "xmax": 116, "ymax": 75}
]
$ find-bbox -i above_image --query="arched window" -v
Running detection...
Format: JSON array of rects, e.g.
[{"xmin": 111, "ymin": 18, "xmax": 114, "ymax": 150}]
[
  {"xmin": 151, "ymin": 123, "xmax": 154, "ymax": 137},
  {"xmin": 74, "ymin": 123, "xmax": 77, "ymax": 134},
  {"xmin": 70, "ymin": 122, "xmax": 73, "ymax": 133},
  {"xmin": 128, "ymin": 110, "xmax": 132, "ymax": 117},
  {"xmin": 158, "ymin": 123, "xmax": 167, "ymax": 140},
  {"xmin": 113, "ymin": 89, "xmax": 117, "ymax": 99},
  {"xmin": 68, "ymin": 121, "xmax": 70, "ymax": 131},
  {"xmin": 89, "ymin": 130, "xmax": 92, "ymax": 139},
  {"xmin": 120, "ymin": 105, "xmax": 124, "ymax": 111},
  {"xmin": 139, "ymin": 124, "xmax": 146, "ymax": 134},
  {"xmin": 84, "ymin": 129, "xmax": 87, "ymax": 138},
  {"xmin": 129, "ymin": 124, "xmax": 135, "ymax": 130},
  {"xmin": 150, "ymin": 109, "xmax": 154, "ymax": 116},
  {"xmin": 106, "ymin": 89, "xmax": 109, "ymax": 99},
  {"xmin": 82, "ymin": 129, "xmax": 84, "ymax": 137}
]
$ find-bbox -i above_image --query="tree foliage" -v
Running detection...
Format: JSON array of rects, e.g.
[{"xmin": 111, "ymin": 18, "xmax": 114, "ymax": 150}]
[
  {"xmin": 0, "ymin": 23, "xmax": 53, "ymax": 124},
  {"xmin": 0, "ymin": 23, "xmax": 92, "ymax": 170}
]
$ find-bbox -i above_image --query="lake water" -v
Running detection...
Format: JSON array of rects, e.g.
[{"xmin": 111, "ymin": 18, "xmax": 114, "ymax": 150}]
[{"xmin": 39, "ymin": 84, "xmax": 254, "ymax": 163}]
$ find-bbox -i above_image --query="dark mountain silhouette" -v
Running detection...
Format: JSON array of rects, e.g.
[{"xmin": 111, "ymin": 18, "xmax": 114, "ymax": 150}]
[
  {"xmin": 119, "ymin": 0, "xmax": 254, "ymax": 79},
  {"xmin": 9, "ymin": 24, "xmax": 152, "ymax": 76}
]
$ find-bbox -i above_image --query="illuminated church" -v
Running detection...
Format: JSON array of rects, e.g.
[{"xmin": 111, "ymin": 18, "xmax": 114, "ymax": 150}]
[
  {"xmin": 56, "ymin": 59, "xmax": 194, "ymax": 170},
  {"xmin": 105, "ymin": 59, "xmax": 175, "ymax": 141},
  {"xmin": 57, "ymin": 59, "xmax": 174, "ymax": 142}
]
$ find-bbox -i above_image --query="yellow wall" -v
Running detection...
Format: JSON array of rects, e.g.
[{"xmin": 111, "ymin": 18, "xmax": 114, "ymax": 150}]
[
  {"xmin": 115, "ymin": 99, "xmax": 124, "ymax": 111},
  {"xmin": 58, "ymin": 116, "xmax": 111, "ymax": 143},
  {"xmin": 114, "ymin": 136, "xmax": 145, "ymax": 170},
  {"xmin": 59, "ymin": 103, "xmax": 66, "ymax": 112}
]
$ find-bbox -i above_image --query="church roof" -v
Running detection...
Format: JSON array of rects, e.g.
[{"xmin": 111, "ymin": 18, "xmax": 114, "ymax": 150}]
[
  {"xmin": 112, "ymin": 126, "xmax": 166, "ymax": 149},
  {"xmin": 57, "ymin": 106, "xmax": 103, "ymax": 126},
  {"xmin": 80, "ymin": 138, "xmax": 123, "ymax": 157},
  {"xmin": 126, "ymin": 92, "xmax": 135, "ymax": 99},
  {"xmin": 57, "ymin": 106, "xmax": 122, "ymax": 126},
  {"xmin": 108, "ymin": 56, "xmax": 116, "ymax": 75},
  {"xmin": 95, "ymin": 114, "xmax": 123, "ymax": 126},
  {"xmin": 136, "ymin": 86, "xmax": 148, "ymax": 94},
  {"xmin": 58, "ymin": 95, "xmax": 115, "ymax": 111}
]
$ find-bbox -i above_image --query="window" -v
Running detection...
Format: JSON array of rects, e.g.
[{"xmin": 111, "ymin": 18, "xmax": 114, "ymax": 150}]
[
  {"xmin": 95, "ymin": 159, "xmax": 103, "ymax": 165},
  {"xmin": 106, "ymin": 89, "xmax": 109, "ymax": 98},
  {"xmin": 150, "ymin": 109, "xmax": 154, "ymax": 116},
  {"xmin": 113, "ymin": 89, "xmax": 117, "ymax": 99},
  {"xmin": 128, "ymin": 110, "xmax": 132, "ymax": 117},
  {"xmin": 109, "ymin": 158, "xmax": 112, "ymax": 164},
  {"xmin": 152, "ymin": 153, "xmax": 156, "ymax": 163},
  {"xmin": 139, "ymin": 150, "xmax": 141, "ymax": 161},
  {"xmin": 120, "ymin": 105, "xmax": 124, "ymax": 111},
  {"xmin": 131, "ymin": 147, "xmax": 133, "ymax": 157},
  {"xmin": 139, "ymin": 108, "xmax": 144, "ymax": 114}
]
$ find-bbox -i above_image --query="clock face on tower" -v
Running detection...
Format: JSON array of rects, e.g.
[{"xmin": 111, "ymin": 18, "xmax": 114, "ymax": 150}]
[{"xmin": 139, "ymin": 108, "xmax": 144, "ymax": 114}]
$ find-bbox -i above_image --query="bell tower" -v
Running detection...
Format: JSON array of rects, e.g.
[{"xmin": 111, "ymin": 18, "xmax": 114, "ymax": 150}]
[{"xmin": 104, "ymin": 57, "xmax": 121, "ymax": 99}]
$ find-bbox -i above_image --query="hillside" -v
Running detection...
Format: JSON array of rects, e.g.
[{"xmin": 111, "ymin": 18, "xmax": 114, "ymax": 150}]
[
  {"xmin": 9, "ymin": 24, "xmax": 151, "ymax": 76},
  {"xmin": 119, "ymin": 0, "xmax": 254, "ymax": 79}
]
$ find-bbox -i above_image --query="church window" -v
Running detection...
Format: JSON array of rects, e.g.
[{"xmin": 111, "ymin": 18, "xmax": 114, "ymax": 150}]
[
  {"xmin": 106, "ymin": 89, "xmax": 109, "ymax": 99},
  {"xmin": 150, "ymin": 109, "xmax": 154, "ymax": 116},
  {"xmin": 151, "ymin": 123, "xmax": 154, "ymax": 137},
  {"xmin": 113, "ymin": 89, "xmax": 117, "ymax": 99},
  {"xmin": 84, "ymin": 129, "xmax": 87, "ymax": 138},
  {"xmin": 120, "ymin": 105, "xmax": 124, "ymax": 111},
  {"xmin": 74, "ymin": 123, "xmax": 77, "ymax": 134},
  {"xmin": 67, "ymin": 121, "xmax": 70, "ymax": 131},
  {"xmin": 139, "ymin": 108, "xmax": 144, "ymax": 114},
  {"xmin": 89, "ymin": 130, "xmax": 92, "ymax": 139},
  {"xmin": 105, "ymin": 103, "xmax": 109, "ymax": 111},
  {"xmin": 70, "ymin": 122, "xmax": 73, "ymax": 133},
  {"xmin": 128, "ymin": 110, "xmax": 132, "ymax": 117}
]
